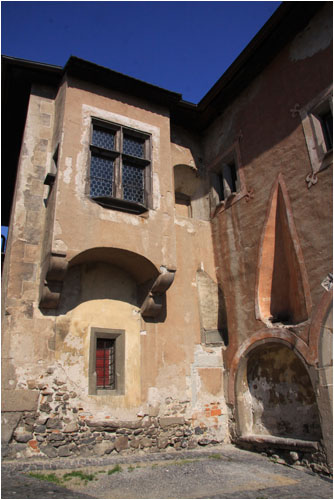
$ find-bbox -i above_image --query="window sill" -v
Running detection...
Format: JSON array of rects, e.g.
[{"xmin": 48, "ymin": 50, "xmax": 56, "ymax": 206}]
[
  {"xmin": 211, "ymin": 188, "xmax": 251, "ymax": 218},
  {"xmin": 91, "ymin": 196, "xmax": 148, "ymax": 215},
  {"xmin": 95, "ymin": 389, "xmax": 120, "ymax": 396}
]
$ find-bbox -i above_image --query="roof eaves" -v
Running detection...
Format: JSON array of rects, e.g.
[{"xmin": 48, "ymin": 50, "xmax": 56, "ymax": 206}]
[
  {"xmin": 63, "ymin": 56, "xmax": 184, "ymax": 106},
  {"xmin": 2, "ymin": 55, "xmax": 63, "ymax": 73}
]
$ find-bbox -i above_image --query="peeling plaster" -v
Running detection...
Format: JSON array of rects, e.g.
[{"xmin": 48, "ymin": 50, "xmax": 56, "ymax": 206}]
[
  {"xmin": 152, "ymin": 172, "xmax": 161, "ymax": 210},
  {"xmin": 63, "ymin": 334, "xmax": 84, "ymax": 351},
  {"xmin": 63, "ymin": 157, "xmax": 73, "ymax": 184},
  {"xmin": 165, "ymin": 190, "xmax": 174, "ymax": 209},
  {"xmin": 174, "ymin": 218, "xmax": 196, "ymax": 234},
  {"xmin": 54, "ymin": 240, "xmax": 68, "ymax": 253},
  {"xmin": 289, "ymin": 6, "xmax": 332, "ymax": 61},
  {"xmin": 193, "ymin": 344, "xmax": 224, "ymax": 368}
]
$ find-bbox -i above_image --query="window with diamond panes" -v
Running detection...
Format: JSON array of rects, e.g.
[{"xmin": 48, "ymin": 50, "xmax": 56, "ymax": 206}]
[
  {"xmin": 89, "ymin": 120, "xmax": 151, "ymax": 213},
  {"xmin": 92, "ymin": 126, "xmax": 115, "ymax": 151},
  {"xmin": 123, "ymin": 134, "xmax": 145, "ymax": 158},
  {"xmin": 90, "ymin": 156, "xmax": 114, "ymax": 197},
  {"xmin": 122, "ymin": 163, "xmax": 144, "ymax": 203}
]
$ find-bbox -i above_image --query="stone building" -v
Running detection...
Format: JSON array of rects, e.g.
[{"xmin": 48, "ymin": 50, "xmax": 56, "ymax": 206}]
[{"xmin": 2, "ymin": 2, "xmax": 332, "ymax": 472}]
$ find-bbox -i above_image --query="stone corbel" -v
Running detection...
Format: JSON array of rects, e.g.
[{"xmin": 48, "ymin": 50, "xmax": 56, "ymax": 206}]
[
  {"xmin": 141, "ymin": 269, "xmax": 175, "ymax": 319},
  {"xmin": 39, "ymin": 252, "xmax": 68, "ymax": 309}
]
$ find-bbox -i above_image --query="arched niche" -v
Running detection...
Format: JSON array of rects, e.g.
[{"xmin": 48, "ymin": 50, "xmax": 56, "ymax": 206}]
[
  {"xmin": 256, "ymin": 174, "xmax": 311, "ymax": 327},
  {"xmin": 55, "ymin": 247, "xmax": 160, "ymax": 315},
  {"xmin": 69, "ymin": 247, "xmax": 160, "ymax": 285},
  {"xmin": 57, "ymin": 247, "xmax": 175, "ymax": 321},
  {"xmin": 39, "ymin": 247, "xmax": 161, "ymax": 310},
  {"xmin": 317, "ymin": 299, "xmax": 333, "ymax": 468},
  {"xmin": 58, "ymin": 261, "xmax": 139, "ymax": 314},
  {"xmin": 173, "ymin": 164, "xmax": 210, "ymax": 221},
  {"xmin": 236, "ymin": 341, "xmax": 322, "ymax": 442}
]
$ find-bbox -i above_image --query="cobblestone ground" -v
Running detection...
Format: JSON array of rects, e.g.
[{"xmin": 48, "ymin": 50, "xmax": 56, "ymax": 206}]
[{"xmin": 2, "ymin": 445, "xmax": 333, "ymax": 499}]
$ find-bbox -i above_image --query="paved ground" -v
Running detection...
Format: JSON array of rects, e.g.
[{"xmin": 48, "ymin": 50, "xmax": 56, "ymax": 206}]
[{"xmin": 2, "ymin": 444, "xmax": 333, "ymax": 499}]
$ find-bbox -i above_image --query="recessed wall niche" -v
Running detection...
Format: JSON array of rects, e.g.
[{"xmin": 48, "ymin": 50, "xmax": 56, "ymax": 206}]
[{"xmin": 255, "ymin": 174, "xmax": 312, "ymax": 327}]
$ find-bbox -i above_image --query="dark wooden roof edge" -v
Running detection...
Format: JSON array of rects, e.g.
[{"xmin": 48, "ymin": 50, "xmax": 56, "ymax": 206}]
[
  {"xmin": 64, "ymin": 56, "xmax": 183, "ymax": 105},
  {"xmin": 2, "ymin": 55, "xmax": 63, "ymax": 85},
  {"xmin": 2, "ymin": 55, "xmax": 62, "ymax": 71}
]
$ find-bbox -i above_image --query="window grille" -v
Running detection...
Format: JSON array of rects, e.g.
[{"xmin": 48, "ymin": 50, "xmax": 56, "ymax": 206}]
[{"xmin": 96, "ymin": 338, "xmax": 116, "ymax": 389}]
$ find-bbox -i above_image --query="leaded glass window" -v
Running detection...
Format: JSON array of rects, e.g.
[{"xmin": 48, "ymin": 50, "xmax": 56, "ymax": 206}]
[
  {"xmin": 123, "ymin": 135, "xmax": 145, "ymax": 158},
  {"xmin": 90, "ymin": 155, "xmax": 114, "ymax": 197},
  {"xmin": 92, "ymin": 127, "xmax": 115, "ymax": 151},
  {"xmin": 89, "ymin": 119, "xmax": 151, "ymax": 213},
  {"xmin": 122, "ymin": 163, "xmax": 144, "ymax": 203}
]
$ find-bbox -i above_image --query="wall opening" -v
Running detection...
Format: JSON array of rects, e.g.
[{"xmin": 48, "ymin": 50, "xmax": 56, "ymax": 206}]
[
  {"xmin": 173, "ymin": 164, "xmax": 209, "ymax": 220},
  {"xmin": 237, "ymin": 343, "xmax": 322, "ymax": 441}
]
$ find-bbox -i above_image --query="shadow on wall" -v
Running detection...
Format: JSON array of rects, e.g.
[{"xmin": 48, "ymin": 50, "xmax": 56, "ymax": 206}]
[
  {"xmin": 218, "ymin": 286, "xmax": 229, "ymax": 346},
  {"xmin": 196, "ymin": 269, "xmax": 228, "ymax": 345},
  {"xmin": 57, "ymin": 262, "xmax": 139, "ymax": 315},
  {"xmin": 173, "ymin": 164, "xmax": 211, "ymax": 221},
  {"xmin": 39, "ymin": 247, "xmax": 164, "ymax": 317},
  {"xmin": 240, "ymin": 343, "xmax": 322, "ymax": 441}
]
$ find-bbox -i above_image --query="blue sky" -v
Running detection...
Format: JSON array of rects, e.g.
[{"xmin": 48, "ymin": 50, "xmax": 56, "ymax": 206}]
[
  {"xmin": 1, "ymin": 1, "xmax": 281, "ymax": 240},
  {"xmin": 2, "ymin": 1, "xmax": 281, "ymax": 103}
]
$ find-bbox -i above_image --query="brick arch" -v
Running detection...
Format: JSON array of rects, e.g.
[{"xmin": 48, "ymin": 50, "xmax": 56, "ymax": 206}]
[
  {"xmin": 308, "ymin": 289, "xmax": 333, "ymax": 364},
  {"xmin": 227, "ymin": 330, "xmax": 311, "ymax": 406},
  {"xmin": 309, "ymin": 290, "xmax": 333, "ymax": 466},
  {"xmin": 232, "ymin": 335, "xmax": 321, "ymax": 441}
]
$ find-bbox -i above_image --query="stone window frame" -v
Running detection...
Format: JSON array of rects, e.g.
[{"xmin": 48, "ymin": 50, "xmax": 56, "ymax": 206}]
[
  {"xmin": 86, "ymin": 117, "xmax": 152, "ymax": 214},
  {"xmin": 299, "ymin": 85, "xmax": 333, "ymax": 187},
  {"xmin": 208, "ymin": 140, "xmax": 247, "ymax": 216},
  {"xmin": 88, "ymin": 328, "xmax": 125, "ymax": 396}
]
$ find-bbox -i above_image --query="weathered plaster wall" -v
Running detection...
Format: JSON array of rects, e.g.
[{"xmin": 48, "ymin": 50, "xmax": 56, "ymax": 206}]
[
  {"xmin": 52, "ymin": 263, "xmax": 142, "ymax": 413},
  {"xmin": 1, "ymin": 85, "xmax": 60, "ymax": 453},
  {"xmin": 51, "ymin": 78, "xmax": 177, "ymax": 271},
  {"xmin": 206, "ymin": 3, "xmax": 332, "ymax": 371},
  {"xmin": 204, "ymin": 3, "xmax": 332, "ymax": 465},
  {"xmin": 244, "ymin": 344, "xmax": 321, "ymax": 440},
  {"xmin": 2, "ymin": 85, "xmax": 57, "ymax": 397},
  {"xmin": 2, "ymin": 72, "xmax": 228, "ymax": 459}
]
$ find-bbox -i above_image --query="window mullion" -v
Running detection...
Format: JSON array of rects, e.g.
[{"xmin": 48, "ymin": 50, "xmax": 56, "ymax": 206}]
[{"xmin": 112, "ymin": 128, "xmax": 121, "ymax": 199}]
